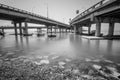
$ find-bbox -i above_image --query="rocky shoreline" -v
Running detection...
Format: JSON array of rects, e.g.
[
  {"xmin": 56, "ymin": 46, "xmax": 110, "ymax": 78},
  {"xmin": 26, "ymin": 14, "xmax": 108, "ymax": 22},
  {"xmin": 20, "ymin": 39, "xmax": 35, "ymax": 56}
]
[{"xmin": 0, "ymin": 55, "xmax": 120, "ymax": 80}]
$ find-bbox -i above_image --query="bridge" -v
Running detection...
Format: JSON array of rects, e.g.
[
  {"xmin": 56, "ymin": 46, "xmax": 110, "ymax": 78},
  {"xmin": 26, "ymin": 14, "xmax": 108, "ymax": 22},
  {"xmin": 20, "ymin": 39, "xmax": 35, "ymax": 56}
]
[
  {"xmin": 0, "ymin": 3, "xmax": 69, "ymax": 36},
  {"xmin": 70, "ymin": 0, "xmax": 120, "ymax": 37}
]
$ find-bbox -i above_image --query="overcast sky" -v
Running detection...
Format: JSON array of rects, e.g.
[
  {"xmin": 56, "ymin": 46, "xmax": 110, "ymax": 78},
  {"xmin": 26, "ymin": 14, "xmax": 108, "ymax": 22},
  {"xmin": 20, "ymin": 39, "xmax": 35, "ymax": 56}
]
[{"xmin": 0, "ymin": 0, "xmax": 100, "ymax": 24}]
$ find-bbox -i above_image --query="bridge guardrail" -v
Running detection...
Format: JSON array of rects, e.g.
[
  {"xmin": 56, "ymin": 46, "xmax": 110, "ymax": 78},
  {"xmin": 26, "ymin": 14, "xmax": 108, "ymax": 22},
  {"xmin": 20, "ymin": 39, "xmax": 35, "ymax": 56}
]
[{"xmin": 71, "ymin": 0, "xmax": 111, "ymax": 23}]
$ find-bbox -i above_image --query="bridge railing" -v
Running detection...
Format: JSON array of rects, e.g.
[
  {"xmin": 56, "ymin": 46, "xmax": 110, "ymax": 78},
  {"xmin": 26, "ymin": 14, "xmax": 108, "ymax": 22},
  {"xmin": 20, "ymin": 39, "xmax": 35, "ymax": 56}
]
[{"xmin": 71, "ymin": 0, "xmax": 111, "ymax": 23}]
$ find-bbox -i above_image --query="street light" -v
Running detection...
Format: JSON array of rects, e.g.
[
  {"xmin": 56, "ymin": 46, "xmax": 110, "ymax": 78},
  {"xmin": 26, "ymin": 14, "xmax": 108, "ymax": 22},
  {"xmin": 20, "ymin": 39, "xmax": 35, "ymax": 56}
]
[{"xmin": 44, "ymin": 3, "xmax": 49, "ymax": 18}]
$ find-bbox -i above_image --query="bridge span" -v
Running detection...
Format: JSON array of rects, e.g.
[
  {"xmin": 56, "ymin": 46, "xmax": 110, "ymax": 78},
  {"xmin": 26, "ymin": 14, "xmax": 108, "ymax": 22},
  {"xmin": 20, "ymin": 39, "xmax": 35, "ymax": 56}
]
[
  {"xmin": 70, "ymin": 0, "xmax": 120, "ymax": 37},
  {"xmin": 0, "ymin": 3, "xmax": 69, "ymax": 36}
]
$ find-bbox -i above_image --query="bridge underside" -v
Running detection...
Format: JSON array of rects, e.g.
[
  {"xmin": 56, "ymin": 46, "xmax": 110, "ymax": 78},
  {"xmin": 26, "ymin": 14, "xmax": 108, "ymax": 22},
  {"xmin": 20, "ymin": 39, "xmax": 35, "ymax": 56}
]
[{"xmin": 71, "ymin": 0, "xmax": 120, "ymax": 37}]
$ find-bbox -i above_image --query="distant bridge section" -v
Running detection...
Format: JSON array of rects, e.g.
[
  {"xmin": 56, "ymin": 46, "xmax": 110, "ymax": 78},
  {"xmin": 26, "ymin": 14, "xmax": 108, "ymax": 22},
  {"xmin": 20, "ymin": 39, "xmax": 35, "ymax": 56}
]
[
  {"xmin": 0, "ymin": 3, "xmax": 69, "ymax": 35},
  {"xmin": 70, "ymin": 0, "xmax": 120, "ymax": 37}
]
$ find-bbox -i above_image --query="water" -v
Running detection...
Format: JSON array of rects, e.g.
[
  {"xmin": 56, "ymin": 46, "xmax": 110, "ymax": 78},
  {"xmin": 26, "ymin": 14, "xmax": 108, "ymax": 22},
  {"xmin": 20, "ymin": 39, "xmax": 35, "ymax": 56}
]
[{"xmin": 0, "ymin": 33, "xmax": 120, "ymax": 64}]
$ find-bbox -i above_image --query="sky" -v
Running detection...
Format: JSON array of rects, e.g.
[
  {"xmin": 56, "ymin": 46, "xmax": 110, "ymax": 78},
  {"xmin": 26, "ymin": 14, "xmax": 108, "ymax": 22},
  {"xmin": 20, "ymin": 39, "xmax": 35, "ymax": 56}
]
[{"xmin": 0, "ymin": 0, "xmax": 101, "ymax": 25}]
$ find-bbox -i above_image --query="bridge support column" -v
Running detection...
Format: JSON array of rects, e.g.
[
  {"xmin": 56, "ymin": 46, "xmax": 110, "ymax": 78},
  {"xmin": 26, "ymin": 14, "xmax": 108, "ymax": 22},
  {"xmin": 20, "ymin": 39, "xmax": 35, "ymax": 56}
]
[
  {"xmin": 74, "ymin": 26, "xmax": 77, "ymax": 34},
  {"xmin": 54, "ymin": 27, "xmax": 56, "ymax": 34},
  {"xmin": 59, "ymin": 28, "xmax": 61, "ymax": 33},
  {"xmin": 66, "ymin": 29, "xmax": 67, "ymax": 33},
  {"xmin": 1, "ymin": 26, "xmax": 5, "ymax": 36},
  {"xmin": 19, "ymin": 22, "xmax": 22, "ymax": 35},
  {"xmin": 79, "ymin": 27, "xmax": 82, "ymax": 35},
  {"xmin": 50, "ymin": 26, "xmax": 53, "ymax": 35},
  {"xmin": 95, "ymin": 22, "xmax": 101, "ymax": 37},
  {"xmin": 24, "ymin": 22, "xmax": 28, "ymax": 35},
  {"xmin": 88, "ymin": 24, "xmax": 91, "ymax": 35},
  {"xmin": 14, "ymin": 22, "xmax": 18, "ymax": 36},
  {"xmin": 108, "ymin": 22, "xmax": 114, "ymax": 37}
]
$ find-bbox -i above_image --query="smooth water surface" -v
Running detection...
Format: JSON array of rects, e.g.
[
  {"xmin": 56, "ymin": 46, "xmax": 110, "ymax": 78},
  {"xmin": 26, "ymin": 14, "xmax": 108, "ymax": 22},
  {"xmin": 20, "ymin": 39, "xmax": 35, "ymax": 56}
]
[{"xmin": 0, "ymin": 33, "xmax": 120, "ymax": 63}]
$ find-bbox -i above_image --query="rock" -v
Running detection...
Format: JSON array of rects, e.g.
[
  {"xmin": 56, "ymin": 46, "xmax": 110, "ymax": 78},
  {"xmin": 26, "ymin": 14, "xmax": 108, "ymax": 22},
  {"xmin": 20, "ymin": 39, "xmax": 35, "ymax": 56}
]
[
  {"xmin": 92, "ymin": 59, "xmax": 100, "ymax": 62},
  {"xmin": 43, "ymin": 56, "xmax": 49, "ymax": 59},
  {"xmin": 85, "ymin": 58, "xmax": 92, "ymax": 62},
  {"xmin": 107, "ymin": 66, "xmax": 120, "ymax": 79},
  {"xmin": 0, "ymin": 59, "xmax": 3, "ymax": 67},
  {"xmin": 59, "ymin": 62, "xmax": 66, "ymax": 66},
  {"xmin": 93, "ymin": 64, "xmax": 102, "ymax": 70},
  {"xmin": 104, "ymin": 59, "xmax": 113, "ymax": 63},
  {"xmin": 51, "ymin": 56, "xmax": 59, "ymax": 60},
  {"xmin": 6, "ymin": 52, "xmax": 15, "ymax": 55},
  {"xmin": 65, "ymin": 59, "xmax": 71, "ymax": 62},
  {"xmin": 81, "ymin": 75, "xmax": 93, "ymax": 79},
  {"xmin": 35, "ymin": 59, "xmax": 49, "ymax": 65},
  {"xmin": 72, "ymin": 69, "xmax": 79, "ymax": 74}
]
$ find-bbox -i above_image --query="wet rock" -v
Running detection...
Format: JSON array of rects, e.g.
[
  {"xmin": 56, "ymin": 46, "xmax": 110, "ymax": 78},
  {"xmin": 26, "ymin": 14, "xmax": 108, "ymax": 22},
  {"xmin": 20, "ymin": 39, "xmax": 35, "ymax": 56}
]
[
  {"xmin": 81, "ymin": 75, "xmax": 93, "ymax": 79},
  {"xmin": 104, "ymin": 59, "xmax": 114, "ymax": 63},
  {"xmin": 85, "ymin": 58, "xmax": 92, "ymax": 62},
  {"xmin": 6, "ymin": 52, "xmax": 15, "ymax": 55},
  {"xmin": 59, "ymin": 62, "xmax": 66, "ymax": 67},
  {"xmin": 52, "ymin": 56, "xmax": 59, "ymax": 60},
  {"xmin": 92, "ymin": 59, "xmax": 101, "ymax": 62},
  {"xmin": 107, "ymin": 66, "xmax": 120, "ymax": 79},
  {"xmin": 35, "ymin": 59, "xmax": 49, "ymax": 65},
  {"xmin": 118, "ymin": 75, "xmax": 120, "ymax": 79},
  {"xmin": 93, "ymin": 64, "xmax": 102, "ymax": 70},
  {"xmin": 65, "ymin": 59, "xmax": 71, "ymax": 62},
  {"xmin": 0, "ymin": 59, "xmax": 3, "ymax": 67}
]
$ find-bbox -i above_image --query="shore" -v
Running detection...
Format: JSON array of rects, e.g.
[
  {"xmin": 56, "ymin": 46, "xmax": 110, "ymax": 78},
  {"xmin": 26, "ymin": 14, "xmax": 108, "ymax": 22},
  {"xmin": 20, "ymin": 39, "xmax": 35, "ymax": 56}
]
[{"xmin": 0, "ymin": 54, "xmax": 120, "ymax": 80}]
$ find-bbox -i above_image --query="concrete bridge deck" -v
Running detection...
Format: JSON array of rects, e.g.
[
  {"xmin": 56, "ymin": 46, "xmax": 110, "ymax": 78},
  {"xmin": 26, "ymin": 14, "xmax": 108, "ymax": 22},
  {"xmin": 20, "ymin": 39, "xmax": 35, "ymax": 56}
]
[
  {"xmin": 70, "ymin": 0, "xmax": 120, "ymax": 37},
  {"xmin": 0, "ymin": 3, "xmax": 70, "ymax": 36}
]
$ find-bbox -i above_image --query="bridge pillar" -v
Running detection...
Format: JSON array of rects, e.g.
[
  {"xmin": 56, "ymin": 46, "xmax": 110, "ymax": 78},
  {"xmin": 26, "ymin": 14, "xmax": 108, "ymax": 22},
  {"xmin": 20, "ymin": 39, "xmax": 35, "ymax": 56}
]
[
  {"xmin": 108, "ymin": 22, "xmax": 115, "ymax": 37},
  {"xmin": 74, "ymin": 25, "xmax": 77, "ymax": 34},
  {"xmin": 19, "ymin": 22, "xmax": 22, "ymax": 35},
  {"xmin": 88, "ymin": 24, "xmax": 91, "ymax": 35},
  {"xmin": 1, "ymin": 26, "xmax": 5, "ymax": 36},
  {"xmin": 54, "ymin": 27, "xmax": 56, "ymax": 34},
  {"xmin": 66, "ymin": 28, "xmax": 67, "ymax": 33},
  {"xmin": 95, "ymin": 22, "xmax": 101, "ymax": 37},
  {"xmin": 50, "ymin": 26, "xmax": 53, "ymax": 35},
  {"xmin": 79, "ymin": 27, "xmax": 82, "ymax": 35},
  {"xmin": 59, "ymin": 28, "xmax": 61, "ymax": 33},
  {"xmin": 14, "ymin": 22, "xmax": 18, "ymax": 36},
  {"xmin": 24, "ymin": 22, "xmax": 28, "ymax": 35}
]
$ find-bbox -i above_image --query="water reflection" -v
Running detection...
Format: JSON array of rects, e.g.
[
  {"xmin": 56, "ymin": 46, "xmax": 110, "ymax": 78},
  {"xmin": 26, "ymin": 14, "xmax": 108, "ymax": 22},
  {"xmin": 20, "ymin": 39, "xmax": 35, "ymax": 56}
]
[{"xmin": 0, "ymin": 33, "xmax": 120, "ymax": 63}]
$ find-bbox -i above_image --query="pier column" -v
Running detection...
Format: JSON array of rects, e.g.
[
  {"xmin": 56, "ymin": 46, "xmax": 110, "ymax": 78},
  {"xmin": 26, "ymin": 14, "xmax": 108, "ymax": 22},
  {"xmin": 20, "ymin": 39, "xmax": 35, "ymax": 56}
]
[
  {"xmin": 1, "ymin": 26, "xmax": 5, "ymax": 36},
  {"xmin": 54, "ymin": 27, "xmax": 56, "ymax": 34},
  {"xmin": 50, "ymin": 26, "xmax": 52, "ymax": 35},
  {"xmin": 14, "ymin": 22, "xmax": 17, "ymax": 36},
  {"xmin": 108, "ymin": 22, "xmax": 114, "ymax": 37},
  {"xmin": 79, "ymin": 26, "xmax": 82, "ymax": 35},
  {"xmin": 95, "ymin": 22, "xmax": 101, "ymax": 37},
  {"xmin": 88, "ymin": 24, "xmax": 91, "ymax": 35},
  {"xmin": 24, "ymin": 22, "xmax": 28, "ymax": 35},
  {"xmin": 66, "ymin": 29, "xmax": 67, "ymax": 33},
  {"xmin": 46, "ymin": 25, "xmax": 49, "ymax": 33},
  {"xmin": 59, "ymin": 28, "xmax": 61, "ymax": 33},
  {"xmin": 19, "ymin": 22, "xmax": 22, "ymax": 35},
  {"xmin": 74, "ymin": 25, "xmax": 77, "ymax": 34}
]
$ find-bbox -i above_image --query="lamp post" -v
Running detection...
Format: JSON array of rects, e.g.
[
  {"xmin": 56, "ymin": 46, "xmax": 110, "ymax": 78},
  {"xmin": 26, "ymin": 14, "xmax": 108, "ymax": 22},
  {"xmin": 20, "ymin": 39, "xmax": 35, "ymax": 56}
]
[{"xmin": 44, "ymin": 3, "xmax": 49, "ymax": 18}]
